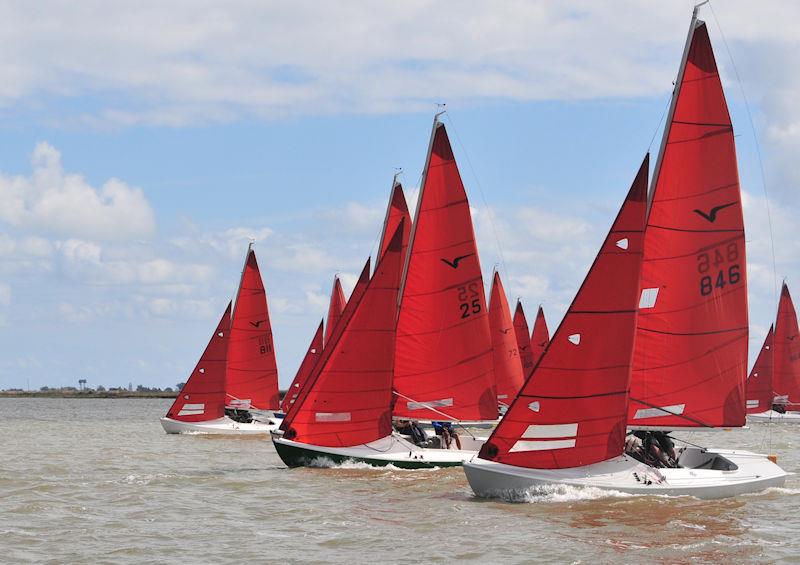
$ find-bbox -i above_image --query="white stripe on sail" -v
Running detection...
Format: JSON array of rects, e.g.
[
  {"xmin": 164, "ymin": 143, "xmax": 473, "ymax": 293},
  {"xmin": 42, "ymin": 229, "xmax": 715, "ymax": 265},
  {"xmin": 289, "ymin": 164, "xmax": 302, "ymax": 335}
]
[
  {"xmin": 315, "ymin": 412, "xmax": 351, "ymax": 422},
  {"xmin": 633, "ymin": 404, "xmax": 685, "ymax": 420},
  {"xmin": 407, "ymin": 398, "xmax": 453, "ymax": 411},
  {"xmin": 178, "ymin": 403, "xmax": 205, "ymax": 416},
  {"xmin": 510, "ymin": 439, "xmax": 576, "ymax": 452},
  {"xmin": 746, "ymin": 400, "xmax": 759, "ymax": 408},
  {"xmin": 521, "ymin": 423, "xmax": 578, "ymax": 439}
]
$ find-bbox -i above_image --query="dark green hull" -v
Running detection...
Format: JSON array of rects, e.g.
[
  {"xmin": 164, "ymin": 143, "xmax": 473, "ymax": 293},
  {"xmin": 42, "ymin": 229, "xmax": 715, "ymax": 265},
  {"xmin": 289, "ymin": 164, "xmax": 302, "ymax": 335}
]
[{"xmin": 273, "ymin": 439, "xmax": 464, "ymax": 469}]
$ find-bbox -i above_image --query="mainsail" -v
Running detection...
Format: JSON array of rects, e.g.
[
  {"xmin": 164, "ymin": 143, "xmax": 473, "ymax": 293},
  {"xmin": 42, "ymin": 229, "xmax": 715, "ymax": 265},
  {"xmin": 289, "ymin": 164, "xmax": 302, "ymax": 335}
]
[
  {"xmin": 166, "ymin": 303, "xmax": 231, "ymax": 422},
  {"xmin": 478, "ymin": 158, "xmax": 648, "ymax": 469},
  {"xmin": 530, "ymin": 305, "xmax": 550, "ymax": 369},
  {"xmin": 513, "ymin": 301, "xmax": 535, "ymax": 377},
  {"xmin": 746, "ymin": 326, "xmax": 774, "ymax": 414},
  {"xmin": 489, "ymin": 272, "xmax": 525, "ymax": 404},
  {"xmin": 773, "ymin": 283, "xmax": 800, "ymax": 406},
  {"xmin": 281, "ymin": 224, "xmax": 404, "ymax": 447},
  {"xmin": 628, "ymin": 18, "xmax": 748, "ymax": 429},
  {"xmin": 324, "ymin": 276, "xmax": 347, "ymax": 347},
  {"xmin": 227, "ymin": 248, "xmax": 280, "ymax": 410},
  {"xmin": 393, "ymin": 118, "xmax": 497, "ymax": 421},
  {"xmin": 280, "ymin": 320, "xmax": 324, "ymax": 414}
]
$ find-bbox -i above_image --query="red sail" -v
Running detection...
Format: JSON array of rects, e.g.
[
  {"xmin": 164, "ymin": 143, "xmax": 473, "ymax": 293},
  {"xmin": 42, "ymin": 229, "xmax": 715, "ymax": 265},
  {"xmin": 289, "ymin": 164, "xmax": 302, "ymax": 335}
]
[
  {"xmin": 280, "ymin": 320, "xmax": 323, "ymax": 414},
  {"xmin": 282, "ymin": 224, "xmax": 404, "ymax": 447},
  {"xmin": 165, "ymin": 303, "xmax": 231, "ymax": 422},
  {"xmin": 628, "ymin": 21, "xmax": 748, "ymax": 429},
  {"xmin": 478, "ymin": 158, "xmax": 647, "ymax": 469},
  {"xmin": 489, "ymin": 272, "xmax": 525, "ymax": 404},
  {"xmin": 324, "ymin": 276, "xmax": 347, "ymax": 347},
  {"xmin": 226, "ymin": 249, "xmax": 280, "ymax": 410},
  {"xmin": 530, "ymin": 306, "xmax": 550, "ymax": 369},
  {"xmin": 513, "ymin": 301, "xmax": 535, "ymax": 377},
  {"xmin": 746, "ymin": 326, "xmax": 774, "ymax": 414},
  {"xmin": 280, "ymin": 259, "xmax": 371, "ymax": 429},
  {"xmin": 393, "ymin": 120, "xmax": 496, "ymax": 421},
  {"xmin": 378, "ymin": 178, "xmax": 411, "ymax": 261},
  {"xmin": 773, "ymin": 284, "xmax": 800, "ymax": 406}
]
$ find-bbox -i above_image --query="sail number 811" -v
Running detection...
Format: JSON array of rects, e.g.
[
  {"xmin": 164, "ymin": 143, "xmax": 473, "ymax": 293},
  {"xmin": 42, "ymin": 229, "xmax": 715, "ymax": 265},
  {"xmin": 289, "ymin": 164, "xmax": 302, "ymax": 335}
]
[
  {"xmin": 696, "ymin": 242, "xmax": 740, "ymax": 297},
  {"xmin": 457, "ymin": 283, "xmax": 482, "ymax": 319}
]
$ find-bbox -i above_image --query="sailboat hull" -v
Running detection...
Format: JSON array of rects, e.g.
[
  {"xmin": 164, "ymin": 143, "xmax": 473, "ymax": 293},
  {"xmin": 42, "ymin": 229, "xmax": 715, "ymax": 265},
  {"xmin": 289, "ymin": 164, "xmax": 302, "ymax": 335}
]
[
  {"xmin": 273, "ymin": 433, "xmax": 485, "ymax": 469},
  {"xmin": 464, "ymin": 447, "xmax": 788, "ymax": 500},
  {"xmin": 160, "ymin": 416, "xmax": 279, "ymax": 435},
  {"xmin": 748, "ymin": 410, "xmax": 800, "ymax": 423}
]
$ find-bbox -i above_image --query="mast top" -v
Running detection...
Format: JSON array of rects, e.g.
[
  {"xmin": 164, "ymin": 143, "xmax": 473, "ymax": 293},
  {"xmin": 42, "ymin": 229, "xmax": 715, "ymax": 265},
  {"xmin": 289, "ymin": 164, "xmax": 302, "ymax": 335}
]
[
  {"xmin": 693, "ymin": 0, "xmax": 709, "ymax": 17},
  {"xmin": 392, "ymin": 168, "xmax": 402, "ymax": 187},
  {"xmin": 434, "ymin": 103, "xmax": 446, "ymax": 122}
]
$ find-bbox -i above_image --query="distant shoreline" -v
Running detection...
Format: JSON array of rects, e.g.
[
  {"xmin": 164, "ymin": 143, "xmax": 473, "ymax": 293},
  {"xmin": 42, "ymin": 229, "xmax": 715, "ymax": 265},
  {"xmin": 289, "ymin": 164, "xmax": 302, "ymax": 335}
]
[
  {"xmin": 0, "ymin": 391, "xmax": 178, "ymax": 399},
  {"xmin": 0, "ymin": 390, "xmax": 289, "ymax": 399}
]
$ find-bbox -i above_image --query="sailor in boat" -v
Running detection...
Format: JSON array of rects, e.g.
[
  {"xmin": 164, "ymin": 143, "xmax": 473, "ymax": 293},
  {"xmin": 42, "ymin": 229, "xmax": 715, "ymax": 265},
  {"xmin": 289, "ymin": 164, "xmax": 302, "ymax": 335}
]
[
  {"xmin": 625, "ymin": 432, "xmax": 679, "ymax": 468},
  {"xmin": 224, "ymin": 407, "xmax": 254, "ymax": 424},
  {"xmin": 432, "ymin": 421, "xmax": 462, "ymax": 450},
  {"xmin": 394, "ymin": 419, "xmax": 430, "ymax": 446},
  {"xmin": 771, "ymin": 397, "xmax": 788, "ymax": 414}
]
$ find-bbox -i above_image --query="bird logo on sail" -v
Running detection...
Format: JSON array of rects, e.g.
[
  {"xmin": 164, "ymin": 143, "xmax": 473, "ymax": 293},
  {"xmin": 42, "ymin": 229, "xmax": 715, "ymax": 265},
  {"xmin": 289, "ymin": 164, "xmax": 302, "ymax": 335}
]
[
  {"xmin": 440, "ymin": 253, "xmax": 474, "ymax": 269},
  {"xmin": 693, "ymin": 202, "xmax": 736, "ymax": 223}
]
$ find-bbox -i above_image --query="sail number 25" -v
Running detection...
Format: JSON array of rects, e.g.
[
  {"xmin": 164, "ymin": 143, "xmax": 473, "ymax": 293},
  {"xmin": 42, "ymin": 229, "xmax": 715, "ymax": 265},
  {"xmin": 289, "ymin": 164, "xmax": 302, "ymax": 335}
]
[
  {"xmin": 697, "ymin": 242, "xmax": 740, "ymax": 297},
  {"xmin": 457, "ymin": 282, "xmax": 482, "ymax": 319}
]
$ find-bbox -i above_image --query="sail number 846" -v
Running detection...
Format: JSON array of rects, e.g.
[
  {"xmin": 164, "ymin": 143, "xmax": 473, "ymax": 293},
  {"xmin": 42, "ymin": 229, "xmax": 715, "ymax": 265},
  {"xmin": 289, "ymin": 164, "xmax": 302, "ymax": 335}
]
[{"xmin": 697, "ymin": 243, "xmax": 740, "ymax": 297}]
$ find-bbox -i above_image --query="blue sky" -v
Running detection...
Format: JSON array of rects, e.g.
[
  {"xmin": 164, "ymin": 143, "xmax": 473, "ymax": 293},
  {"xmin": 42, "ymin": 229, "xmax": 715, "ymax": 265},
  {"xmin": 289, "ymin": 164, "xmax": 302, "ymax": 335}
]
[{"xmin": 0, "ymin": 1, "xmax": 798, "ymax": 390}]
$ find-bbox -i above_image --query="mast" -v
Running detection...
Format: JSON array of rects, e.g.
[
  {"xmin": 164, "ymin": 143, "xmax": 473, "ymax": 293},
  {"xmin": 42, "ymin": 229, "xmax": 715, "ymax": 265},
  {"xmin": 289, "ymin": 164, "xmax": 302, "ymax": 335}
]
[{"xmin": 648, "ymin": 4, "xmax": 704, "ymax": 209}]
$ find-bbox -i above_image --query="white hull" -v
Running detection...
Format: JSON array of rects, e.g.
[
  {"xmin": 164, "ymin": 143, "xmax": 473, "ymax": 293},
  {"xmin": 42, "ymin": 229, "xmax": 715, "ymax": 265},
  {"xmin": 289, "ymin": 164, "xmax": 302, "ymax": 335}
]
[
  {"xmin": 160, "ymin": 416, "xmax": 279, "ymax": 435},
  {"xmin": 747, "ymin": 410, "xmax": 800, "ymax": 423},
  {"xmin": 463, "ymin": 447, "xmax": 789, "ymax": 500},
  {"xmin": 273, "ymin": 433, "xmax": 486, "ymax": 468}
]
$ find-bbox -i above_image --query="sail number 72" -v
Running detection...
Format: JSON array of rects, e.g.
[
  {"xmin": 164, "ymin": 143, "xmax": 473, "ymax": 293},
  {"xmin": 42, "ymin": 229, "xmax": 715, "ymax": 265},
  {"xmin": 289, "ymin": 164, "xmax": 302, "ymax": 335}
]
[{"xmin": 696, "ymin": 242, "xmax": 741, "ymax": 297}]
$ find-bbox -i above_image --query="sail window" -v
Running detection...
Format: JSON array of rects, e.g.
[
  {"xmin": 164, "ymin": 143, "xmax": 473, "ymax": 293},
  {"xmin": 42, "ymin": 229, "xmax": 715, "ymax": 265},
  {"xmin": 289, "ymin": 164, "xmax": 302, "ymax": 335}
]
[
  {"xmin": 568, "ymin": 334, "xmax": 581, "ymax": 346},
  {"xmin": 639, "ymin": 288, "xmax": 659, "ymax": 309},
  {"xmin": 616, "ymin": 238, "xmax": 629, "ymax": 250}
]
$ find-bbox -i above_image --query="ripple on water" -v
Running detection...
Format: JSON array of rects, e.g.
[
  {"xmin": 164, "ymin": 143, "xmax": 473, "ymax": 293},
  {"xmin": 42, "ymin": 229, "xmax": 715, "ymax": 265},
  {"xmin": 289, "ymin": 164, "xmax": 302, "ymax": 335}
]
[{"xmin": 2, "ymin": 398, "xmax": 800, "ymax": 563}]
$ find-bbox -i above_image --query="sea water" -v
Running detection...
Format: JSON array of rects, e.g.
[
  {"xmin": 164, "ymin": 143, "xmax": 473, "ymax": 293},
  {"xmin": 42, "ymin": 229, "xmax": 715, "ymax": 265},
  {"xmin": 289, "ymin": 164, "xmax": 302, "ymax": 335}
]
[{"xmin": 1, "ymin": 398, "xmax": 798, "ymax": 563}]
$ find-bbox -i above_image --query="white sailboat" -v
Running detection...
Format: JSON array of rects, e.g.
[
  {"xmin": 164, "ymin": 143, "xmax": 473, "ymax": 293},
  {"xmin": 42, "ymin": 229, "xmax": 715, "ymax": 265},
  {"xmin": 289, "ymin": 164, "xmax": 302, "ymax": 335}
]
[{"xmin": 464, "ymin": 23, "xmax": 790, "ymax": 493}]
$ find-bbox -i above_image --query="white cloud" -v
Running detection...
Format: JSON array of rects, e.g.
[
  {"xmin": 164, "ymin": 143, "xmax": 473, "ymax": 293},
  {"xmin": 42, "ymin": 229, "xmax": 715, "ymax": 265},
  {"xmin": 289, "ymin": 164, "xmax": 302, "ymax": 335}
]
[
  {"xmin": 0, "ymin": 1, "xmax": 793, "ymax": 128},
  {"xmin": 0, "ymin": 143, "xmax": 156, "ymax": 241},
  {"xmin": 0, "ymin": 283, "xmax": 11, "ymax": 306}
]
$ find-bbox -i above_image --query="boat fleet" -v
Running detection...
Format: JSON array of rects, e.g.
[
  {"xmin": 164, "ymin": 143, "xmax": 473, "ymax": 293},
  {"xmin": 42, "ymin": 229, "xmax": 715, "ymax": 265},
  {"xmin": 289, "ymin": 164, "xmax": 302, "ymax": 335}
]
[{"xmin": 162, "ymin": 9, "xmax": 798, "ymax": 499}]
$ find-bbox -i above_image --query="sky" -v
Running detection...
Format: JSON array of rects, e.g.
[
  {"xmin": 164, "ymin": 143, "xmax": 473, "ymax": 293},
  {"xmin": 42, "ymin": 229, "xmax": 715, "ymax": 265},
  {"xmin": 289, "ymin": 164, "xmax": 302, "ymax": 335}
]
[{"xmin": 0, "ymin": 0, "xmax": 798, "ymax": 391}]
